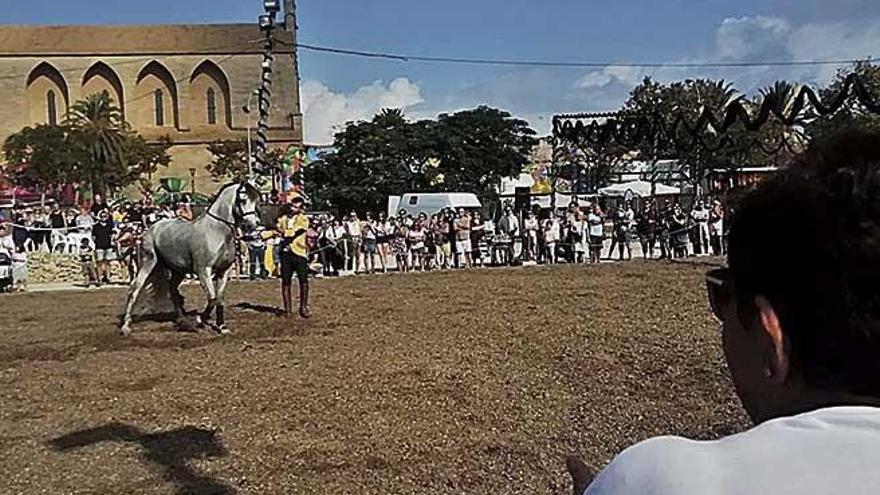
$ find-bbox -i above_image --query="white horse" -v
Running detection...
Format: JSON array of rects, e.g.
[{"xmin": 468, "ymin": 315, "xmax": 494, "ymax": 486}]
[{"xmin": 119, "ymin": 182, "xmax": 262, "ymax": 336}]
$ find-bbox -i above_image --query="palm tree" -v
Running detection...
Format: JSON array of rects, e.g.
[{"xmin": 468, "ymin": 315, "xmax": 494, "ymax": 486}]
[
  {"xmin": 373, "ymin": 107, "xmax": 406, "ymax": 128},
  {"xmin": 63, "ymin": 91, "xmax": 129, "ymax": 195},
  {"xmin": 758, "ymin": 81, "xmax": 809, "ymax": 158}
]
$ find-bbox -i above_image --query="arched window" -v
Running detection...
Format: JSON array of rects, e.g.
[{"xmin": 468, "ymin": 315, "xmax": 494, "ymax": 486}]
[
  {"xmin": 154, "ymin": 89, "xmax": 164, "ymax": 126},
  {"xmin": 207, "ymin": 88, "xmax": 217, "ymax": 125},
  {"xmin": 47, "ymin": 90, "xmax": 57, "ymax": 125}
]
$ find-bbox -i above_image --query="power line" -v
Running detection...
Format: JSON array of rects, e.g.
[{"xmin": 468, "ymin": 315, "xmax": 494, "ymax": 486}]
[
  {"xmin": 292, "ymin": 40, "xmax": 873, "ymax": 69},
  {"xmin": 122, "ymin": 49, "xmax": 247, "ymax": 107}
]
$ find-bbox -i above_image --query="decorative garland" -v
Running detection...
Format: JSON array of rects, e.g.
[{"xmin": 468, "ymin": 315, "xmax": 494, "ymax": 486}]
[
  {"xmin": 553, "ymin": 74, "xmax": 880, "ymax": 156},
  {"xmin": 252, "ymin": 28, "xmax": 276, "ymax": 173}
]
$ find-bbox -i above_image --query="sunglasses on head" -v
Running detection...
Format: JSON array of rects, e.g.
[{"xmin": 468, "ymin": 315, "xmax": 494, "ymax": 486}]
[{"xmin": 705, "ymin": 267, "xmax": 733, "ymax": 321}]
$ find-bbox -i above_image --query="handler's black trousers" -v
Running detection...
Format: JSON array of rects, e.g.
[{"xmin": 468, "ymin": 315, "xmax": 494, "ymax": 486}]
[{"xmin": 280, "ymin": 251, "xmax": 308, "ymax": 285}]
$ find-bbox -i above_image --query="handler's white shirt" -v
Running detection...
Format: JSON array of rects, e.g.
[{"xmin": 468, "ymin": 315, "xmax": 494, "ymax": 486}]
[{"xmin": 585, "ymin": 407, "xmax": 880, "ymax": 495}]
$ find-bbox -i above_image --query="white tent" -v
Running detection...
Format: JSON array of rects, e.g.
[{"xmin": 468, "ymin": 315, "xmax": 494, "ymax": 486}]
[
  {"xmin": 598, "ymin": 180, "xmax": 680, "ymax": 198},
  {"xmin": 500, "ymin": 173, "xmax": 535, "ymax": 195},
  {"xmin": 531, "ymin": 193, "xmax": 596, "ymax": 209}
]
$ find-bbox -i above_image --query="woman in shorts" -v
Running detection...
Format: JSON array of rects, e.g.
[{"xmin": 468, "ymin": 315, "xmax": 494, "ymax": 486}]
[
  {"xmin": 587, "ymin": 204, "xmax": 605, "ymax": 264},
  {"xmin": 375, "ymin": 212, "xmax": 390, "ymax": 273},
  {"xmin": 407, "ymin": 221, "xmax": 427, "ymax": 271},
  {"xmin": 361, "ymin": 220, "xmax": 378, "ymax": 274}
]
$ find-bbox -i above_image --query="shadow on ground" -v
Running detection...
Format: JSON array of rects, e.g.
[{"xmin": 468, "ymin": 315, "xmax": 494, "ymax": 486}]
[
  {"xmin": 49, "ymin": 422, "xmax": 234, "ymax": 495},
  {"xmin": 235, "ymin": 302, "xmax": 285, "ymax": 316}
]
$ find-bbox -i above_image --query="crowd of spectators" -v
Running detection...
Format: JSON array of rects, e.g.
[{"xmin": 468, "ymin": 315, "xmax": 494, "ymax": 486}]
[
  {"xmin": 0, "ymin": 194, "xmax": 192, "ymax": 289},
  {"xmin": 256, "ymin": 198, "xmax": 728, "ymax": 279},
  {"xmin": 0, "ymin": 193, "xmax": 729, "ymax": 291}
]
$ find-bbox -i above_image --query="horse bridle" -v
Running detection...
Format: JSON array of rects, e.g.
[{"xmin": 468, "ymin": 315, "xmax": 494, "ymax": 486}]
[{"xmin": 208, "ymin": 183, "xmax": 260, "ymax": 233}]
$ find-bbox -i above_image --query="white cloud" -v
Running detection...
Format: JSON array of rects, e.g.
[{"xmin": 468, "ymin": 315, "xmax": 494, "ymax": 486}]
[
  {"xmin": 715, "ymin": 15, "xmax": 791, "ymax": 59},
  {"xmin": 572, "ymin": 14, "xmax": 879, "ymax": 97},
  {"xmin": 786, "ymin": 20, "xmax": 880, "ymax": 83},
  {"xmin": 576, "ymin": 65, "xmax": 644, "ymax": 90},
  {"xmin": 300, "ymin": 78, "xmax": 424, "ymax": 144}
]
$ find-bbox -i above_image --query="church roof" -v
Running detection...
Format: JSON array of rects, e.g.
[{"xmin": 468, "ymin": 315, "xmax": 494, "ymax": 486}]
[{"xmin": 0, "ymin": 24, "xmax": 294, "ymax": 56}]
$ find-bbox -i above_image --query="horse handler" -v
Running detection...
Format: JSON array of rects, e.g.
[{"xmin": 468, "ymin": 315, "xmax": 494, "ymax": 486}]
[{"xmin": 265, "ymin": 196, "xmax": 311, "ymax": 318}]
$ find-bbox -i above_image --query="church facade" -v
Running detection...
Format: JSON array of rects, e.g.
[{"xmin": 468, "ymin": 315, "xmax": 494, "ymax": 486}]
[{"xmin": 0, "ymin": 22, "xmax": 302, "ymax": 194}]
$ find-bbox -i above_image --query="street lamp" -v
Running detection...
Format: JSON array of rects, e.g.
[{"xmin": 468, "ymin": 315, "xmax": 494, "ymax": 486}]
[
  {"xmin": 259, "ymin": 2, "xmax": 278, "ymax": 31},
  {"xmin": 258, "ymin": 14, "xmax": 274, "ymax": 30}
]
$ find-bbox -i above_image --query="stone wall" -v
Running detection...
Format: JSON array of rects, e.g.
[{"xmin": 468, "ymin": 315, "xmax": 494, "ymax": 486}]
[{"xmin": 26, "ymin": 252, "xmax": 127, "ymax": 284}]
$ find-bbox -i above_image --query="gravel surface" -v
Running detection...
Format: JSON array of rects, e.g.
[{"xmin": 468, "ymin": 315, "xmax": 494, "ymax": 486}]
[{"xmin": 0, "ymin": 261, "xmax": 747, "ymax": 494}]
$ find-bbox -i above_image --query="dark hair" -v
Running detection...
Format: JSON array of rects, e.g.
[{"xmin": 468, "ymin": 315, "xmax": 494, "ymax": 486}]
[{"xmin": 728, "ymin": 127, "xmax": 880, "ymax": 396}]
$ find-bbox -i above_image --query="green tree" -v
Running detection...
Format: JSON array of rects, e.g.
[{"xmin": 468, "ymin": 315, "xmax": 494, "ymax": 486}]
[
  {"xmin": 305, "ymin": 106, "xmax": 536, "ymax": 214},
  {"xmin": 554, "ymin": 126, "xmax": 631, "ymax": 194},
  {"xmin": 753, "ymin": 80, "xmax": 809, "ymax": 166},
  {"xmin": 3, "ymin": 92, "xmax": 171, "ymax": 199},
  {"xmin": 63, "ymin": 91, "xmax": 130, "ymax": 195},
  {"xmin": 623, "ymin": 77, "xmax": 779, "ymax": 195},
  {"xmin": 807, "ymin": 61, "xmax": 880, "ymax": 141},
  {"xmin": 431, "ymin": 106, "xmax": 537, "ymax": 204},
  {"xmin": 206, "ymin": 138, "xmax": 284, "ymax": 182},
  {"xmin": 122, "ymin": 135, "xmax": 173, "ymax": 196},
  {"xmin": 304, "ymin": 109, "xmax": 438, "ymax": 214},
  {"xmin": 2, "ymin": 124, "xmax": 79, "ymax": 193}
]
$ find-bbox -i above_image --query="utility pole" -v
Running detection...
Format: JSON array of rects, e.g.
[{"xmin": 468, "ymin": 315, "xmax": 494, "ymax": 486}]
[
  {"xmin": 283, "ymin": 0, "xmax": 306, "ymax": 197},
  {"xmin": 253, "ymin": 1, "xmax": 280, "ymax": 176},
  {"xmin": 283, "ymin": 0, "xmax": 296, "ymax": 31}
]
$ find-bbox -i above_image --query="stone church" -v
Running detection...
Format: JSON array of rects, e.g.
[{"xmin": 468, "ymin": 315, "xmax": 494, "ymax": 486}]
[{"xmin": 0, "ymin": 13, "xmax": 302, "ymax": 194}]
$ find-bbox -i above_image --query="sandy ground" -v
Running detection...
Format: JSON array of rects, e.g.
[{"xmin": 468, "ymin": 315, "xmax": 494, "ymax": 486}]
[{"xmin": 0, "ymin": 261, "xmax": 747, "ymax": 494}]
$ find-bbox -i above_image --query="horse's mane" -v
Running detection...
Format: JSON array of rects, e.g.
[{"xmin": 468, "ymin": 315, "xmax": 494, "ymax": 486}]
[{"xmin": 207, "ymin": 181, "xmax": 261, "ymax": 209}]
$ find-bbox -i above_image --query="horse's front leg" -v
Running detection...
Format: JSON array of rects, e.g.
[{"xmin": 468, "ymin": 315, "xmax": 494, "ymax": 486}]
[
  {"xmin": 195, "ymin": 268, "xmax": 218, "ymax": 330},
  {"xmin": 213, "ymin": 268, "xmax": 232, "ymax": 335}
]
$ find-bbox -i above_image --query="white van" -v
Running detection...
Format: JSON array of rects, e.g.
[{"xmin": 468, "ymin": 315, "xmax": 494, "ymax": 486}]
[{"xmin": 388, "ymin": 193, "xmax": 482, "ymax": 218}]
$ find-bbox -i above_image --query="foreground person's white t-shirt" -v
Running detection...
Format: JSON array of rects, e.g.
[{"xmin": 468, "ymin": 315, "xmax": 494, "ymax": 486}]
[{"xmin": 585, "ymin": 407, "xmax": 880, "ymax": 495}]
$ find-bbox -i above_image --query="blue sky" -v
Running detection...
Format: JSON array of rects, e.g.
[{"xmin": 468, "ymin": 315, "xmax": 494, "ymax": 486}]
[{"xmin": 3, "ymin": 0, "xmax": 880, "ymax": 142}]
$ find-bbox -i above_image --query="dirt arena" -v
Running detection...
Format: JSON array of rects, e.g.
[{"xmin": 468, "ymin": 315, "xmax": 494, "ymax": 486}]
[{"xmin": 0, "ymin": 261, "xmax": 747, "ymax": 494}]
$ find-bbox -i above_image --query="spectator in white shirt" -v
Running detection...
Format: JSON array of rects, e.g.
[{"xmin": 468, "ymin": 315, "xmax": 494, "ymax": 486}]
[
  {"xmin": 543, "ymin": 216, "xmax": 560, "ymax": 264},
  {"xmin": 496, "ymin": 206, "xmax": 519, "ymax": 265},
  {"xmin": 75, "ymin": 208, "xmax": 94, "ymax": 232},
  {"xmin": 345, "ymin": 212, "xmax": 363, "ymax": 274},
  {"xmin": 587, "ymin": 205, "xmax": 604, "ymax": 264}
]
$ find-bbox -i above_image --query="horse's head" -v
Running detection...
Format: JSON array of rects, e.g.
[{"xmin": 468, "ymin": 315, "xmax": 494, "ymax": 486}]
[{"xmin": 234, "ymin": 181, "xmax": 262, "ymax": 232}]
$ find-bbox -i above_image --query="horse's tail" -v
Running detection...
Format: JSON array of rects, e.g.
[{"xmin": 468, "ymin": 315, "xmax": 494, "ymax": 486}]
[{"xmin": 128, "ymin": 229, "xmax": 175, "ymax": 317}]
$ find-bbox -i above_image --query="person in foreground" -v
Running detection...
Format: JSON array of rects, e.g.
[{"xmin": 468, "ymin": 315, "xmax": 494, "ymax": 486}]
[
  {"xmin": 266, "ymin": 196, "xmax": 311, "ymax": 318},
  {"xmin": 569, "ymin": 128, "xmax": 880, "ymax": 495}
]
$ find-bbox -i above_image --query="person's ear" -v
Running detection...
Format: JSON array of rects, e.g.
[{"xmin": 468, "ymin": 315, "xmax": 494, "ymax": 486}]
[{"xmin": 755, "ymin": 296, "xmax": 790, "ymax": 384}]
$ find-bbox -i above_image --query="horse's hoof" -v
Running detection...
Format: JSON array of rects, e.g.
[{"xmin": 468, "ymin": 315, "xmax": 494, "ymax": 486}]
[
  {"xmin": 118, "ymin": 325, "xmax": 131, "ymax": 337},
  {"xmin": 195, "ymin": 315, "xmax": 205, "ymax": 328},
  {"xmin": 176, "ymin": 319, "xmax": 196, "ymax": 333},
  {"xmin": 217, "ymin": 325, "xmax": 231, "ymax": 335}
]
